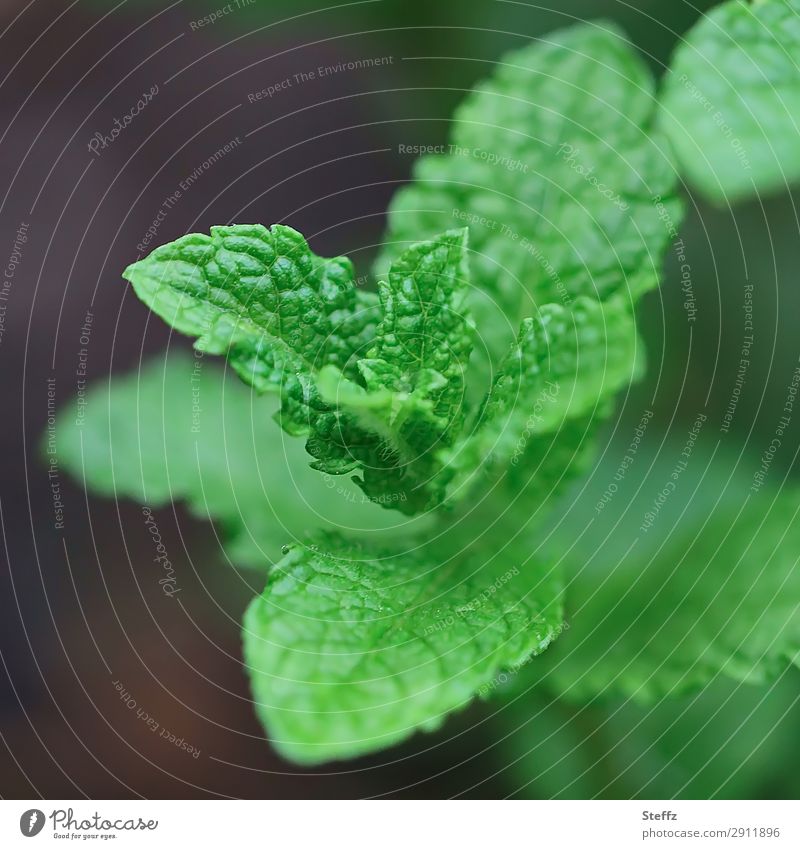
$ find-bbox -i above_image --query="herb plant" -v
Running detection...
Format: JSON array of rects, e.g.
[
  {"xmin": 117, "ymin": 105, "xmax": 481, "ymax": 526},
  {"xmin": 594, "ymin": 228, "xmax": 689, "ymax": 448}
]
[{"xmin": 55, "ymin": 2, "xmax": 800, "ymax": 767}]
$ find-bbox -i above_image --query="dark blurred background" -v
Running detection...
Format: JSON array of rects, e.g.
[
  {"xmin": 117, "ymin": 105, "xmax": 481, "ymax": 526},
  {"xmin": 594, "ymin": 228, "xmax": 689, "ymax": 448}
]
[{"xmin": 1, "ymin": 0, "xmax": 798, "ymax": 799}]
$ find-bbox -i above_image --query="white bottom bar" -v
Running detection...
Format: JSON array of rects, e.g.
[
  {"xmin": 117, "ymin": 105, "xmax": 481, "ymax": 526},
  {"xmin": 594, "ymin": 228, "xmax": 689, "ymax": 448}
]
[{"xmin": 1, "ymin": 799, "xmax": 797, "ymax": 847}]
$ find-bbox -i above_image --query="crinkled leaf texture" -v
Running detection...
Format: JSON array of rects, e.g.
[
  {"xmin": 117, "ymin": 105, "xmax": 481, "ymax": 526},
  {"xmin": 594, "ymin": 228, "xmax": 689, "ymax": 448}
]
[
  {"xmin": 123, "ymin": 224, "xmax": 374, "ymax": 391},
  {"xmin": 660, "ymin": 0, "xmax": 800, "ymax": 203},
  {"xmin": 377, "ymin": 20, "xmax": 681, "ymax": 371},
  {"xmin": 367, "ymin": 225, "xmax": 473, "ymax": 426},
  {"xmin": 313, "ymin": 228, "xmax": 474, "ymax": 511},
  {"xmin": 243, "ymin": 532, "xmax": 562, "ymax": 764},
  {"xmin": 123, "ymin": 225, "xmax": 474, "ymax": 513},
  {"xmin": 53, "ymin": 352, "xmax": 428, "ymax": 568},
  {"xmin": 537, "ymin": 436, "xmax": 800, "ymax": 702}
]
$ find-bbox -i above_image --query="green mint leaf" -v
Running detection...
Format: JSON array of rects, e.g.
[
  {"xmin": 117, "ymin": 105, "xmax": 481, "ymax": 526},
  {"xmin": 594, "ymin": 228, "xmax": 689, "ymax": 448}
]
[
  {"xmin": 314, "ymin": 229, "xmax": 474, "ymax": 510},
  {"xmin": 378, "ymin": 21, "xmax": 681, "ymax": 369},
  {"xmin": 123, "ymin": 224, "xmax": 371, "ymax": 393},
  {"xmin": 367, "ymin": 227, "xmax": 472, "ymax": 426},
  {"xmin": 315, "ymin": 362, "xmax": 449, "ymax": 509},
  {"xmin": 242, "ymin": 532, "xmax": 562, "ymax": 764},
  {"xmin": 443, "ymin": 296, "xmax": 640, "ymax": 501},
  {"xmin": 538, "ymin": 436, "xmax": 800, "ymax": 701},
  {"xmin": 53, "ymin": 353, "xmax": 429, "ymax": 568},
  {"xmin": 660, "ymin": 0, "xmax": 800, "ymax": 203}
]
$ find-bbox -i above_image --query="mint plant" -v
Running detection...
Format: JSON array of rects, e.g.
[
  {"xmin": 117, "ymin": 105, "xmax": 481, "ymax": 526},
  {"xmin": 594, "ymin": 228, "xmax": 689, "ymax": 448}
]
[{"xmin": 54, "ymin": 4, "xmax": 800, "ymax": 766}]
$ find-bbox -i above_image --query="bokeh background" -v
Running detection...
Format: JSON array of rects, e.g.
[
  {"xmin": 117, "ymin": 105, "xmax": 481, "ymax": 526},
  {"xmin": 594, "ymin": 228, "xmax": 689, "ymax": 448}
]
[{"xmin": 1, "ymin": 0, "xmax": 799, "ymax": 799}]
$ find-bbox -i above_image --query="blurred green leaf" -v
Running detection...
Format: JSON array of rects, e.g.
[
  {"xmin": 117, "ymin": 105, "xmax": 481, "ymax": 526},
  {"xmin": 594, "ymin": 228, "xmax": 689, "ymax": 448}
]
[
  {"xmin": 660, "ymin": 0, "xmax": 800, "ymax": 202},
  {"xmin": 537, "ymin": 431, "xmax": 800, "ymax": 700},
  {"xmin": 54, "ymin": 351, "xmax": 427, "ymax": 568},
  {"xmin": 498, "ymin": 669, "xmax": 800, "ymax": 799}
]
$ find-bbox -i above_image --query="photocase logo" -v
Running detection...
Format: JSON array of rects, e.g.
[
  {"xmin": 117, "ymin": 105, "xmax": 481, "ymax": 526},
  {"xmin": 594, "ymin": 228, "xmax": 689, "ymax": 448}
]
[{"xmin": 19, "ymin": 809, "xmax": 45, "ymax": 837}]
